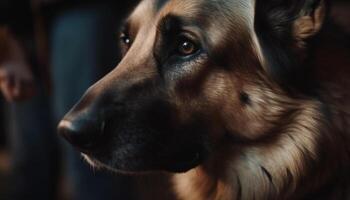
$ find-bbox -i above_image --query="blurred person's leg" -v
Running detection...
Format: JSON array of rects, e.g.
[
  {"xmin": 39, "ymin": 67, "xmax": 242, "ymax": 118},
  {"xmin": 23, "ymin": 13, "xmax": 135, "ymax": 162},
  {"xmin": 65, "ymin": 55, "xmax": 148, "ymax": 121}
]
[
  {"xmin": 7, "ymin": 83, "xmax": 59, "ymax": 200},
  {"xmin": 50, "ymin": 3, "xmax": 134, "ymax": 200}
]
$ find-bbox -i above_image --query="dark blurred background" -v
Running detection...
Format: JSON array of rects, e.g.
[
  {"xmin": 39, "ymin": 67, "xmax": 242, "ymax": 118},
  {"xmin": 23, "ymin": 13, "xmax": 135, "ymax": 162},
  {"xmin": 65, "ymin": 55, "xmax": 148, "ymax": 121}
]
[{"xmin": 0, "ymin": 0, "xmax": 349, "ymax": 200}]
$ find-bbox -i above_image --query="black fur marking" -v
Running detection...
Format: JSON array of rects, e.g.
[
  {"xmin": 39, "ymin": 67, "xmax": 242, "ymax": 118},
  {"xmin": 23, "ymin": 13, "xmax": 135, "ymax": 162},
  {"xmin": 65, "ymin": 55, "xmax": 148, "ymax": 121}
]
[
  {"xmin": 237, "ymin": 176, "xmax": 242, "ymax": 200},
  {"xmin": 261, "ymin": 166, "xmax": 273, "ymax": 184},
  {"xmin": 240, "ymin": 92, "xmax": 251, "ymax": 105},
  {"xmin": 286, "ymin": 168, "xmax": 294, "ymax": 187}
]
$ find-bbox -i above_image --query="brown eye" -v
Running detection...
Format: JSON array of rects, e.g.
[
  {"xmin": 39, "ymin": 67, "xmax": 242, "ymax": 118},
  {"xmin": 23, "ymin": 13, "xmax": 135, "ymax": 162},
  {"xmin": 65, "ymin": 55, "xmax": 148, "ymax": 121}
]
[
  {"xmin": 177, "ymin": 39, "xmax": 198, "ymax": 56},
  {"xmin": 120, "ymin": 32, "xmax": 132, "ymax": 46}
]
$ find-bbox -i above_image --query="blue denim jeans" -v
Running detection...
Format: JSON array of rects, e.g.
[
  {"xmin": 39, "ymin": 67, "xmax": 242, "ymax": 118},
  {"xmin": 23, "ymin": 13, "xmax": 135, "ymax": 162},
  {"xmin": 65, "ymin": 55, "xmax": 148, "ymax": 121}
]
[{"xmin": 8, "ymin": 3, "xmax": 134, "ymax": 200}]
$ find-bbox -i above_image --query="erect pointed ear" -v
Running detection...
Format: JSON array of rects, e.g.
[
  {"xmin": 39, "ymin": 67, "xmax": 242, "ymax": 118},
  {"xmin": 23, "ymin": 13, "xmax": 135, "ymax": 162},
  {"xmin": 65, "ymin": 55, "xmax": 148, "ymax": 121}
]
[
  {"xmin": 255, "ymin": 0, "xmax": 328, "ymax": 45},
  {"xmin": 293, "ymin": 0, "xmax": 327, "ymax": 41},
  {"xmin": 254, "ymin": 0, "xmax": 328, "ymax": 93}
]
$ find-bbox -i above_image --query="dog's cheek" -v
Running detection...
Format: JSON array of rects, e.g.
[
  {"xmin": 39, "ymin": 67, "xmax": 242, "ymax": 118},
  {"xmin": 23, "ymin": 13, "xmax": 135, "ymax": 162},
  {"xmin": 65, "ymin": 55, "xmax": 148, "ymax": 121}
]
[
  {"xmin": 198, "ymin": 71, "xmax": 246, "ymax": 140},
  {"xmin": 209, "ymin": 73, "xmax": 288, "ymax": 141},
  {"xmin": 236, "ymin": 87, "xmax": 294, "ymax": 141}
]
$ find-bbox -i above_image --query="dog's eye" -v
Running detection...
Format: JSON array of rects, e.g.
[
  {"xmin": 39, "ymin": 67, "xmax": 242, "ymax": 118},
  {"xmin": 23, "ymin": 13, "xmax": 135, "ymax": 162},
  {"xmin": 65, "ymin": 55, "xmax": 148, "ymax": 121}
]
[
  {"xmin": 177, "ymin": 38, "xmax": 198, "ymax": 56},
  {"xmin": 120, "ymin": 32, "xmax": 132, "ymax": 46}
]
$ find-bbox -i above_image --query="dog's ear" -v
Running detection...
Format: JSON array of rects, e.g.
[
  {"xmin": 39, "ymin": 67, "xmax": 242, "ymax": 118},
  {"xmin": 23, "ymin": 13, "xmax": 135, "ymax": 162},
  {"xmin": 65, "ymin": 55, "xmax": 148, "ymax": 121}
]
[
  {"xmin": 293, "ymin": 0, "xmax": 326, "ymax": 42},
  {"xmin": 254, "ymin": 0, "xmax": 328, "ymax": 94},
  {"xmin": 255, "ymin": 0, "xmax": 327, "ymax": 45}
]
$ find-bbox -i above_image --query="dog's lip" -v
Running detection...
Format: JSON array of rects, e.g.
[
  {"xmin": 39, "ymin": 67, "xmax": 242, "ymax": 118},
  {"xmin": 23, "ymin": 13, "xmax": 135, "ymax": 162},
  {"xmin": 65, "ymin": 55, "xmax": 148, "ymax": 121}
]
[
  {"xmin": 82, "ymin": 153, "xmax": 152, "ymax": 174},
  {"xmin": 82, "ymin": 150, "xmax": 203, "ymax": 174},
  {"xmin": 82, "ymin": 153, "xmax": 101, "ymax": 168}
]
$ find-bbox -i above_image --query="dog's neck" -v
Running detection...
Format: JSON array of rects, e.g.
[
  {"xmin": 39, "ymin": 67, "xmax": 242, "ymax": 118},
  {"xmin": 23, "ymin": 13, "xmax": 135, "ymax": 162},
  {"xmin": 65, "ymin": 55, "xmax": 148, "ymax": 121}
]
[{"xmin": 173, "ymin": 100, "xmax": 344, "ymax": 200}]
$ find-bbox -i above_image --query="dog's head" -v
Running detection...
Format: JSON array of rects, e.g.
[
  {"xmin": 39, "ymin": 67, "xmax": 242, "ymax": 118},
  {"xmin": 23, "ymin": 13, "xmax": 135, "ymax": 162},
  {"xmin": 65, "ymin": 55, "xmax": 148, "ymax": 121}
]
[{"xmin": 58, "ymin": 0, "xmax": 327, "ymax": 173}]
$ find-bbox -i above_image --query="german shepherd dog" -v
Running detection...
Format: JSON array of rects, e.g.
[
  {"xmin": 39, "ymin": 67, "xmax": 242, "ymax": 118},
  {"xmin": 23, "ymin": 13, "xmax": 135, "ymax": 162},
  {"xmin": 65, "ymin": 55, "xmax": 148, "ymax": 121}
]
[{"xmin": 58, "ymin": 0, "xmax": 350, "ymax": 199}]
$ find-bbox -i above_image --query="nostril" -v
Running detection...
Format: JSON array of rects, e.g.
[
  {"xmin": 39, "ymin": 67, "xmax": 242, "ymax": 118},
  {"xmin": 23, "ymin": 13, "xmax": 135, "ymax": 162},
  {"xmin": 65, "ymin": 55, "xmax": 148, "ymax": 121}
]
[{"xmin": 58, "ymin": 119, "xmax": 100, "ymax": 153}]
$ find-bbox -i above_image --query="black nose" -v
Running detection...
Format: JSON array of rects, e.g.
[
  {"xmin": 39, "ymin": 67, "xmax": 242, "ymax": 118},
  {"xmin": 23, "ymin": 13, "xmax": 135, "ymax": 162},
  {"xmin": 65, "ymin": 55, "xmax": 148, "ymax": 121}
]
[{"xmin": 58, "ymin": 117, "xmax": 103, "ymax": 153}]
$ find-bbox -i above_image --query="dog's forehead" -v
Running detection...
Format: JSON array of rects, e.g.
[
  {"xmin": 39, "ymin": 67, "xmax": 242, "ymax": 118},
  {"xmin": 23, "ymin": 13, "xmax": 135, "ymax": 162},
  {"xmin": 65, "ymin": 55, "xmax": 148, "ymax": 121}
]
[
  {"xmin": 130, "ymin": 0, "xmax": 256, "ymax": 30},
  {"xmin": 159, "ymin": 0, "xmax": 254, "ymax": 15},
  {"xmin": 127, "ymin": 0, "xmax": 261, "ymax": 60}
]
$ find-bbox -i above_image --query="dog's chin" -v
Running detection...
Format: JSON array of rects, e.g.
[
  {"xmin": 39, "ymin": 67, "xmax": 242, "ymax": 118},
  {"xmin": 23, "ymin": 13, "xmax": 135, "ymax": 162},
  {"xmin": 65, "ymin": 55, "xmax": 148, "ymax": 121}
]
[
  {"xmin": 82, "ymin": 153, "xmax": 138, "ymax": 175},
  {"xmin": 81, "ymin": 151, "xmax": 203, "ymax": 174}
]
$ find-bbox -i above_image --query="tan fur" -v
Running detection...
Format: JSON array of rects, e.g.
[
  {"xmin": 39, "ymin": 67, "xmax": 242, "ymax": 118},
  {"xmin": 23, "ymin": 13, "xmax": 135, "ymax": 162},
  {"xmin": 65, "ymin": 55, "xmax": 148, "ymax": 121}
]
[
  {"xmin": 174, "ymin": 65, "xmax": 344, "ymax": 200},
  {"xmin": 170, "ymin": 52, "xmax": 350, "ymax": 200},
  {"xmin": 173, "ymin": 101, "xmax": 335, "ymax": 200},
  {"xmin": 167, "ymin": 53, "xmax": 349, "ymax": 200}
]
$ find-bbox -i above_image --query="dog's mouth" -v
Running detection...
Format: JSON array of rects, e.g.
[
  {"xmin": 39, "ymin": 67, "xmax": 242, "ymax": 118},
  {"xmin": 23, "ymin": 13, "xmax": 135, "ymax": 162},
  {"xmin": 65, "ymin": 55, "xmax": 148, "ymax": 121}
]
[
  {"xmin": 81, "ymin": 153, "xmax": 126, "ymax": 173},
  {"xmin": 82, "ymin": 154, "xmax": 102, "ymax": 168},
  {"xmin": 81, "ymin": 154, "xmax": 138, "ymax": 175},
  {"xmin": 81, "ymin": 146, "xmax": 206, "ymax": 174}
]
